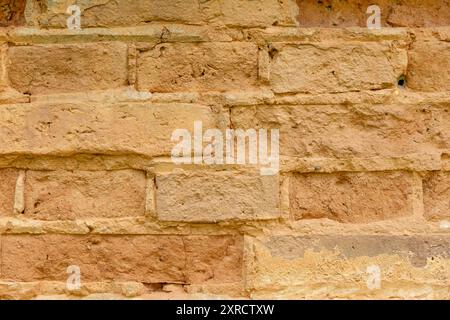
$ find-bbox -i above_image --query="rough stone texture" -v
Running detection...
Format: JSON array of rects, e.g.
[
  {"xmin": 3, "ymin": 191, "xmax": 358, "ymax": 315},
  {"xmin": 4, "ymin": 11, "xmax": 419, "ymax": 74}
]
[
  {"xmin": 423, "ymin": 171, "xmax": 450, "ymax": 221},
  {"xmin": 0, "ymin": 102, "xmax": 226, "ymax": 157},
  {"xmin": 35, "ymin": 0, "xmax": 299, "ymax": 28},
  {"xmin": 231, "ymin": 104, "xmax": 450, "ymax": 159},
  {"xmin": 156, "ymin": 170, "xmax": 279, "ymax": 222},
  {"xmin": 7, "ymin": 43, "xmax": 128, "ymax": 95},
  {"xmin": 0, "ymin": 235, "xmax": 243, "ymax": 284},
  {"xmin": 245, "ymin": 235, "xmax": 450, "ymax": 299},
  {"xmin": 269, "ymin": 42, "xmax": 407, "ymax": 93},
  {"xmin": 290, "ymin": 171, "xmax": 415, "ymax": 223},
  {"xmin": 0, "ymin": 0, "xmax": 449, "ymax": 300},
  {"xmin": 407, "ymin": 41, "xmax": 450, "ymax": 92},
  {"xmin": 296, "ymin": 0, "xmax": 450, "ymax": 27},
  {"xmin": 0, "ymin": 0, "xmax": 26, "ymax": 26},
  {"xmin": 0, "ymin": 169, "xmax": 18, "ymax": 215},
  {"xmin": 137, "ymin": 43, "xmax": 259, "ymax": 92},
  {"xmin": 24, "ymin": 170, "xmax": 146, "ymax": 220}
]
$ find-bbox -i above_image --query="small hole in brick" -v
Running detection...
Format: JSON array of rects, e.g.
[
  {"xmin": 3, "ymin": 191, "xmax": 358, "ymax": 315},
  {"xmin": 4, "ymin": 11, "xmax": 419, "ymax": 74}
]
[
  {"xmin": 268, "ymin": 47, "xmax": 279, "ymax": 60},
  {"xmin": 397, "ymin": 76, "xmax": 406, "ymax": 88}
]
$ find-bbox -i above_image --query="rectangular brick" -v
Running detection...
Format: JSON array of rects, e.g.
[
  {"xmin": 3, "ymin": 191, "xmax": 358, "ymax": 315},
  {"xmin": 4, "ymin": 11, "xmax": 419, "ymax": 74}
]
[
  {"xmin": 137, "ymin": 42, "xmax": 258, "ymax": 92},
  {"xmin": 0, "ymin": 235, "xmax": 243, "ymax": 284},
  {"xmin": 23, "ymin": 170, "xmax": 146, "ymax": 220},
  {"xmin": 7, "ymin": 42, "xmax": 128, "ymax": 95},
  {"xmin": 0, "ymin": 169, "xmax": 18, "ymax": 215},
  {"xmin": 407, "ymin": 41, "xmax": 450, "ymax": 92},
  {"xmin": 0, "ymin": 102, "xmax": 226, "ymax": 157},
  {"xmin": 246, "ymin": 235, "xmax": 450, "ymax": 298},
  {"xmin": 156, "ymin": 170, "xmax": 279, "ymax": 222},
  {"xmin": 38, "ymin": 0, "xmax": 203, "ymax": 28},
  {"xmin": 212, "ymin": 0, "xmax": 298, "ymax": 27},
  {"xmin": 268, "ymin": 42, "xmax": 407, "ymax": 93},
  {"xmin": 423, "ymin": 171, "xmax": 450, "ymax": 221},
  {"xmin": 290, "ymin": 171, "xmax": 415, "ymax": 223},
  {"xmin": 38, "ymin": 0, "xmax": 298, "ymax": 28},
  {"xmin": 231, "ymin": 104, "xmax": 450, "ymax": 159}
]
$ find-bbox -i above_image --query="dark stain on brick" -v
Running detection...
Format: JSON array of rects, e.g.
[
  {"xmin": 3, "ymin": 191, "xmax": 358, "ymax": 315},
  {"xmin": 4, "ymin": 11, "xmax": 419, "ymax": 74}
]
[
  {"xmin": 0, "ymin": 0, "xmax": 27, "ymax": 27},
  {"xmin": 264, "ymin": 235, "xmax": 450, "ymax": 268}
]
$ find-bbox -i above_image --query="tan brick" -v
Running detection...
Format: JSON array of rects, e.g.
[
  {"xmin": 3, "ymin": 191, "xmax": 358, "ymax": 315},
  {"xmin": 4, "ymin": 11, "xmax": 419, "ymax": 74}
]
[
  {"xmin": 295, "ymin": 0, "xmax": 450, "ymax": 27},
  {"xmin": 231, "ymin": 104, "xmax": 450, "ymax": 159},
  {"xmin": 0, "ymin": 0, "xmax": 26, "ymax": 27},
  {"xmin": 269, "ymin": 42, "xmax": 407, "ymax": 93},
  {"xmin": 0, "ymin": 169, "xmax": 18, "ymax": 215},
  {"xmin": 38, "ymin": 0, "xmax": 298, "ymax": 28},
  {"xmin": 156, "ymin": 170, "xmax": 279, "ymax": 222},
  {"xmin": 0, "ymin": 102, "xmax": 226, "ymax": 157},
  {"xmin": 407, "ymin": 41, "xmax": 450, "ymax": 92},
  {"xmin": 7, "ymin": 43, "xmax": 128, "ymax": 95},
  {"xmin": 0, "ymin": 235, "xmax": 243, "ymax": 284},
  {"xmin": 210, "ymin": 0, "xmax": 298, "ymax": 27},
  {"xmin": 290, "ymin": 171, "xmax": 415, "ymax": 223},
  {"xmin": 423, "ymin": 171, "xmax": 450, "ymax": 221},
  {"xmin": 246, "ymin": 235, "xmax": 450, "ymax": 298},
  {"xmin": 39, "ymin": 0, "xmax": 203, "ymax": 28},
  {"xmin": 137, "ymin": 42, "xmax": 258, "ymax": 92},
  {"xmin": 24, "ymin": 170, "xmax": 146, "ymax": 220}
]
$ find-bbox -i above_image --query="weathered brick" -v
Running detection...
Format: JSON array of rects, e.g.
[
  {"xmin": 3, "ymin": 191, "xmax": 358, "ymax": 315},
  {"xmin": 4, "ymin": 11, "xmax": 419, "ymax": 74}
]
[
  {"xmin": 231, "ymin": 104, "xmax": 450, "ymax": 158},
  {"xmin": 0, "ymin": 169, "xmax": 18, "ymax": 215},
  {"xmin": 290, "ymin": 171, "xmax": 415, "ymax": 223},
  {"xmin": 246, "ymin": 235, "xmax": 450, "ymax": 298},
  {"xmin": 7, "ymin": 43, "xmax": 128, "ymax": 95},
  {"xmin": 296, "ymin": 0, "xmax": 450, "ymax": 27},
  {"xmin": 156, "ymin": 170, "xmax": 279, "ymax": 222},
  {"xmin": 38, "ymin": 0, "xmax": 203, "ymax": 27},
  {"xmin": 0, "ymin": 234, "xmax": 243, "ymax": 284},
  {"xmin": 407, "ymin": 41, "xmax": 450, "ymax": 92},
  {"xmin": 0, "ymin": 0, "xmax": 26, "ymax": 27},
  {"xmin": 269, "ymin": 42, "xmax": 407, "ymax": 93},
  {"xmin": 423, "ymin": 171, "xmax": 450, "ymax": 221},
  {"xmin": 24, "ymin": 170, "xmax": 146, "ymax": 220},
  {"xmin": 0, "ymin": 102, "xmax": 226, "ymax": 157},
  {"xmin": 38, "ymin": 0, "xmax": 298, "ymax": 28},
  {"xmin": 210, "ymin": 0, "xmax": 298, "ymax": 27},
  {"xmin": 137, "ymin": 42, "xmax": 258, "ymax": 92}
]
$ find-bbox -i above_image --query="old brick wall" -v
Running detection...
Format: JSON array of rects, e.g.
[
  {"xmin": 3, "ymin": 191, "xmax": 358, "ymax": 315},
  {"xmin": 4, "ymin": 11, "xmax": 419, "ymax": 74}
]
[{"xmin": 0, "ymin": 0, "xmax": 449, "ymax": 299}]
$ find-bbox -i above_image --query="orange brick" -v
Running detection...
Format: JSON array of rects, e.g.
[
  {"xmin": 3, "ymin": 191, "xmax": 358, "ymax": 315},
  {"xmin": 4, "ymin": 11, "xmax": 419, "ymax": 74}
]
[
  {"xmin": 24, "ymin": 170, "xmax": 146, "ymax": 220},
  {"xmin": 290, "ymin": 171, "xmax": 415, "ymax": 223},
  {"xmin": 0, "ymin": 235, "xmax": 243, "ymax": 284}
]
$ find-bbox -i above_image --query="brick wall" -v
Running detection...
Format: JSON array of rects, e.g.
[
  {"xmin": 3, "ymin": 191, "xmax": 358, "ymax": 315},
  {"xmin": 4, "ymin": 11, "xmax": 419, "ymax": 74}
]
[{"xmin": 0, "ymin": 0, "xmax": 449, "ymax": 299}]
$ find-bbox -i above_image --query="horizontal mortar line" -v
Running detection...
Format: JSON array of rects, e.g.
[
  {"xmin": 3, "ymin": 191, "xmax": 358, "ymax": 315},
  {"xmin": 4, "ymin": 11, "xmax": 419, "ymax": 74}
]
[{"xmin": 5, "ymin": 25, "xmax": 447, "ymax": 43}]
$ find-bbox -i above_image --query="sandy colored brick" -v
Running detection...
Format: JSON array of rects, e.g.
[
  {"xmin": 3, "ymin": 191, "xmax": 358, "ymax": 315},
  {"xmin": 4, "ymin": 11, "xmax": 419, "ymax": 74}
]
[
  {"xmin": 37, "ymin": 0, "xmax": 203, "ymax": 28},
  {"xmin": 231, "ymin": 104, "xmax": 450, "ymax": 159},
  {"xmin": 210, "ymin": 0, "xmax": 299, "ymax": 27},
  {"xmin": 269, "ymin": 42, "xmax": 407, "ymax": 94},
  {"xmin": 290, "ymin": 171, "xmax": 415, "ymax": 223},
  {"xmin": 156, "ymin": 170, "xmax": 279, "ymax": 222},
  {"xmin": 295, "ymin": 0, "xmax": 450, "ymax": 27},
  {"xmin": 0, "ymin": 102, "xmax": 226, "ymax": 157},
  {"xmin": 7, "ymin": 42, "xmax": 128, "ymax": 95},
  {"xmin": 407, "ymin": 41, "xmax": 450, "ymax": 92},
  {"xmin": 245, "ymin": 235, "xmax": 450, "ymax": 299},
  {"xmin": 24, "ymin": 170, "xmax": 146, "ymax": 220},
  {"xmin": 423, "ymin": 171, "xmax": 450, "ymax": 221},
  {"xmin": 0, "ymin": 234, "xmax": 243, "ymax": 284},
  {"xmin": 137, "ymin": 42, "xmax": 258, "ymax": 92},
  {"xmin": 0, "ymin": 169, "xmax": 18, "ymax": 216},
  {"xmin": 37, "ymin": 0, "xmax": 298, "ymax": 28}
]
